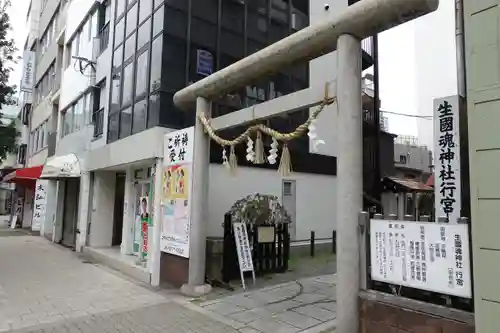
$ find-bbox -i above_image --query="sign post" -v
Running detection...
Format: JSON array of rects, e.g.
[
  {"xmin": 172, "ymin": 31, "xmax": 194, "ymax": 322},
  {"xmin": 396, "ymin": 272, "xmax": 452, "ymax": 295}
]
[{"xmin": 233, "ymin": 222, "xmax": 256, "ymax": 290}]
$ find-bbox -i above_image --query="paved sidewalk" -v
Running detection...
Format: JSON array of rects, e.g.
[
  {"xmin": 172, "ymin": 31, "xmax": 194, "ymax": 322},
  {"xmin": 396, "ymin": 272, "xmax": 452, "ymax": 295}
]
[
  {"xmin": 0, "ymin": 236, "xmax": 238, "ymax": 332},
  {"xmin": 195, "ymin": 274, "xmax": 338, "ymax": 333}
]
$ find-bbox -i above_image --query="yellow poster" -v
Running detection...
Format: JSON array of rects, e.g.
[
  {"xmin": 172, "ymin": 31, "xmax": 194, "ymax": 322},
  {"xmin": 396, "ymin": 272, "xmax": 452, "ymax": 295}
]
[{"xmin": 163, "ymin": 165, "xmax": 189, "ymax": 201}]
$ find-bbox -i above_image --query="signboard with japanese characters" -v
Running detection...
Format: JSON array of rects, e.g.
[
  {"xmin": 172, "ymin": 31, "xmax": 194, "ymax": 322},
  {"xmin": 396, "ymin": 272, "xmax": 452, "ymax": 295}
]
[
  {"xmin": 370, "ymin": 219, "xmax": 471, "ymax": 298},
  {"xmin": 161, "ymin": 127, "xmax": 194, "ymax": 258},
  {"xmin": 434, "ymin": 96, "xmax": 461, "ymax": 223},
  {"xmin": 233, "ymin": 222, "xmax": 256, "ymax": 289},
  {"xmin": 32, "ymin": 180, "xmax": 48, "ymax": 231}
]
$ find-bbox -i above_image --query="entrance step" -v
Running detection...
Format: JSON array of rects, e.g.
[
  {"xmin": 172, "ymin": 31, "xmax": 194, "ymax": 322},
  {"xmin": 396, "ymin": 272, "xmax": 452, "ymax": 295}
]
[{"xmin": 82, "ymin": 247, "xmax": 150, "ymax": 284}]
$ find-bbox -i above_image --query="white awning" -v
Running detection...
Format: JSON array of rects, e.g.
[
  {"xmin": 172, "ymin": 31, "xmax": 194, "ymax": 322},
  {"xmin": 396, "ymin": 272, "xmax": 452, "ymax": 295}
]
[{"xmin": 40, "ymin": 154, "xmax": 81, "ymax": 179}]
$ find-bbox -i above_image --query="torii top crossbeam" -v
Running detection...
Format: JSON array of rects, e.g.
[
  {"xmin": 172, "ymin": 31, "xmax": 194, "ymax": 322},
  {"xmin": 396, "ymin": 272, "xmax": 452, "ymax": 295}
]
[{"xmin": 173, "ymin": 0, "xmax": 439, "ymax": 110}]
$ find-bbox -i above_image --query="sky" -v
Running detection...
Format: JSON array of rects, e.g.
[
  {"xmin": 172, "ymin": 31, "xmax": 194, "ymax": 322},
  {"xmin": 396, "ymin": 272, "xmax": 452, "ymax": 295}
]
[{"xmin": 6, "ymin": 0, "xmax": 459, "ymax": 149}]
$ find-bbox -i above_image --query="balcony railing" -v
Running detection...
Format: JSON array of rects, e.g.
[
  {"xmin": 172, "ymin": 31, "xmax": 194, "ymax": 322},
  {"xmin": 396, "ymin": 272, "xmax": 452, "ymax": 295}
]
[
  {"xmin": 95, "ymin": 23, "xmax": 110, "ymax": 57},
  {"xmin": 361, "ymin": 36, "xmax": 373, "ymax": 58},
  {"xmin": 93, "ymin": 108, "xmax": 104, "ymax": 138}
]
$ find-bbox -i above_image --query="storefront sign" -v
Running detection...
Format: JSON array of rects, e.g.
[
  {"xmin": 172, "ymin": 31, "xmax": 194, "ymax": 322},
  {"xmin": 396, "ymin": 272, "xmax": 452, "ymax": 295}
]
[
  {"xmin": 20, "ymin": 51, "xmax": 35, "ymax": 93},
  {"xmin": 433, "ymin": 96, "xmax": 461, "ymax": 223},
  {"xmin": 11, "ymin": 197, "xmax": 24, "ymax": 229},
  {"xmin": 370, "ymin": 219, "xmax": 471, "ymax": 298},
  {"xmin": 161, "ymin": 127, "xmax": 194, "ymax": 258},
  {"xmin": 32, "ymin": 180, "xmax": 48, "ymax": 231},
  {"xmin": 233, "ymin": 222, "xmax": 256, "ymax": 290}
]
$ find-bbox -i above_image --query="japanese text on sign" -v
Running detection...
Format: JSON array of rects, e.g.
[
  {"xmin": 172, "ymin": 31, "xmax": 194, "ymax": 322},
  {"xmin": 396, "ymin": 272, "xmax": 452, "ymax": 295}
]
[
  {"xmin": 370, "ymin": 219, "xmax": 471, "ymax": 298},
  {"xmin": 233, "ymin": 223, "xmax": 254, "ymax": 273},
  {"xmin": 434, "ymin": 96, "xmax": 461, "ymax": 223}
]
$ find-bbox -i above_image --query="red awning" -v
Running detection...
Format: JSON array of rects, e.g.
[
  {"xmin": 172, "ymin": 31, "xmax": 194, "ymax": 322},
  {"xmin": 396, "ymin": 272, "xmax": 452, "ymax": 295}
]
[
  {"xmin": 425, "ymin": 174, "xmax": 434, "ymax": 187},
  {"xmin": 2, "ymin": 165, "xmax": 43, "ymax": 187}
]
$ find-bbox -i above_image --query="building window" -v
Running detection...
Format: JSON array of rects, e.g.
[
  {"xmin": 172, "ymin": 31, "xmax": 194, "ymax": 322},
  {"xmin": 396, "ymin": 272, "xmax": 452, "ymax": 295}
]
[
  {"xmin": 135, "ymin": 50, "xmax": 149, "ymax": 98},
  {"xmin": 399, "ymin": 154, "xmax": 407, "ymax": 164},
  {"xmin": 126, "ymin": 3, "xmax": 138, "ymax": 37},
  {"xmin": 152, "ymin": 5, "xmax": 164, "ymax": 37},
  {"xmin": 139, "ymin": 0, "xmax": 152, "ymax": 23},
  {"xmin": 132, "ymin": 98, "xmax": 147, "ymax": 134},
  {"xmin": 124, "ymin": 32, "xmax": 136, "ymax": 61},
  {"xmin": 61, "ymin": 91, "xmax": 94, "ymax": 137},
  {"xmin": 119, "ymin": 107, "xmax": 132, "ymax": 138},
  {"xmin": 116, "ymin": 0, "xmax": 126, "ymax": 19},
  {"xmin": 122, "ymin": 62, "xmax": 134, "ymax": 106},
  {"xmin": 137, "ymin": 19, "xmax": 151, "ymax": 51},
  {"xmin": 115, "ymin": 19, "xmax": 125, "ymax": 47},
  {"xmin": 149, "ymin": 35, "xmax": 162, "ymax": 92}
]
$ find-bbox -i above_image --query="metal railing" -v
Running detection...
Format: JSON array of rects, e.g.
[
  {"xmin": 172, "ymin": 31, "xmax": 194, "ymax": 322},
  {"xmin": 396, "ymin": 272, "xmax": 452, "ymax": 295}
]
[
  {"xmin": 361, "ymin": 36, "xmax": 373, "ymax": 57},
  {"xmin": 98, "ymin": 23, "xmax": 110, "ymax": 55}
]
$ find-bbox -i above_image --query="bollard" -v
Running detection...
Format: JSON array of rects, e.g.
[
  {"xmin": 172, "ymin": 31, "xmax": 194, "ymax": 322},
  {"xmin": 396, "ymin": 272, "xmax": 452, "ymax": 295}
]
[
  {"xmin": 332, "ymin": 230, "xmax": 337, "ymax": 254},
  {"xmin": 420, "ymin": 215, "xmax": 430, "ymax": 222},
  {"xmin": 310, "ymin": 230, "xmax": 315, "ymax": 257}
]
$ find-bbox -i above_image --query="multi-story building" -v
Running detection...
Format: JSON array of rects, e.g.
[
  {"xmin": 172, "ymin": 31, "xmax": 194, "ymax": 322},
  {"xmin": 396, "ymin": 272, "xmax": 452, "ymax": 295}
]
[
  {"xmin": 8, "ymin": 0, "xmax": 387, "ymax": 287},
  {"xmin": 393, "ymin": 135, "xmax": 432, "ymax": 182}
]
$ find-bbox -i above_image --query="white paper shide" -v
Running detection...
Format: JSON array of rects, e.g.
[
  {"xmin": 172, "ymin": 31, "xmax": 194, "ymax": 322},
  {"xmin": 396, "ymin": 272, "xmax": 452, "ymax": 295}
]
[
  {"xmin": 370, "ymin": 219, "xmax": 471, "ymax": 298},
  {"xmin": 433, "ymin": 96, "xmax": 461, "ymax": 223}
]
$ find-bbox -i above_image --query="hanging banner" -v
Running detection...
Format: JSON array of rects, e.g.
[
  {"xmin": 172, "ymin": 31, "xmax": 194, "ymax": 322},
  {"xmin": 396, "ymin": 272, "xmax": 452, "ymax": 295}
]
[
  {"xmin": 32, "ymin": 180, "xmax": 48, "ymax": 231},
  {"xmin": 139, "ymin": 195, "xmax": 150, "ymax": 260},
  {"xmin": 370, "ymin": 219, "xmax": 472, "ymax": 298},
  {"xmin": 160, "ymin": 127, "xmax": 194, "ymax": 258},
  {"xmin": 20, "ymin": 51, "xmax": 35, "ymax": 93},
  {"xmin": 433, "ymin": 95, "xmax": 461, "ymax": 223}
]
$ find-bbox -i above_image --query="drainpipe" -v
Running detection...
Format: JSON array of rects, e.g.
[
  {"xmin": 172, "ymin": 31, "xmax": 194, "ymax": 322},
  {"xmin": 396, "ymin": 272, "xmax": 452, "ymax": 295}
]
[{"xmin": 455, "ymin": 0, "xmax": 466, "ymax": 97}]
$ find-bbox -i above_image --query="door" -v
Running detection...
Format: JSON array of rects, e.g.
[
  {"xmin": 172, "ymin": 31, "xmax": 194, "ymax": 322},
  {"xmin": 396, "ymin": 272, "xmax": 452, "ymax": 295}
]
[
  {"xmin": 282, "ymin": 180, "xmax": 296, "ymax": 240},
  {"xmin": 112, "ymin": 173, "xmax": 126, "ymax": 246},
  {"xmin": 61, "ymin": 179, "xmax": 80, "ymax": 248}
]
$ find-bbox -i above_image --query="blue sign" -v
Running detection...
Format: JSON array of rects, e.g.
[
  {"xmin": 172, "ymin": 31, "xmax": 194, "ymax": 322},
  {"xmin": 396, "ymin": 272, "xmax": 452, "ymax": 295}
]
[{"xmin": 196, "ymin": 49, "xmax": 213, "ymax": 77}]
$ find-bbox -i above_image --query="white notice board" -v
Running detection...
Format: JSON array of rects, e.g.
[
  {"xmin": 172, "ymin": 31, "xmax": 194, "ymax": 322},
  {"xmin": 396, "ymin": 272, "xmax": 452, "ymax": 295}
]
[
  {"xmin": 370, "ymin": 219, "xmax": 471, "ymax": 298},
  {"xmin": 233, "ymin": 222, "xmax": 255, "ymax": 289}
]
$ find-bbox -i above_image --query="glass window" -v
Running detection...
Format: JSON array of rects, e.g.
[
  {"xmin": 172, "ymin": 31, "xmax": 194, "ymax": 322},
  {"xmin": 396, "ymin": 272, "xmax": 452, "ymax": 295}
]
[
  {"xmin": 63, "ymin": 107, "xmax": 74, "ymax": 136},
  {"xmin": 137, "ymin": 19, "xmax": 150, "ymax": 50},
  {"xmin": 132, "ymin": 99, "xmax": 147, "ymax": 134},
  {"xmin": 108, "ymin": 112, "xmax": 119, "ymax": 142},
  {"xmin": 113, "ymin": 46, "xmax": 123, "ymax": 70},
  {"xmin": 124, "ymin": 32, "xmax": 136, "ymax": 61},
  {"xmin": 119, "ymin": 107, "xmax": 132, "ymax": 138},
  {"xmin": 85, "ymin": 92, "xmax": 93, "ymax": 124},
  {"xmin": 150, "ymin": 35, "xmax": 162, "ymax": 92},
  {"xmin": 74, "ymin": 98, "xmax": 85, "ymax": 131},
  {"xmin": 148, "ymin": 92, "xmax": 160, "ymax": 128},
  {"xmin": 152, "ymin": 6, "xmax": 163, "ymax": 37},
  {"xmin": 135, "ymin": 50, "xmax": 148, "ymax": 97},
  {"xmin": 115, "ymin": 19, "xmax": 125, "ymax": 47},
  {"xmin": 116, "ymin": 0, "xmax": 126, "ymax": 18},
  {"xmin": 139, "ymin": 0, "xmax": 152, "ymax": 23},
  {"xmin": 111, "ymin": 72, "xmax": 121, "ymax": 111},
  {"xmin": 126, "ymin": 3, "xmax": 138, "ymax": 36},
  {"xmin": 154, "ymin": 0, "xmax": 163, "ymax": 10},
  {"xmin": 122, "ymin": 62, "xmax": 134, "ymax": 106}
]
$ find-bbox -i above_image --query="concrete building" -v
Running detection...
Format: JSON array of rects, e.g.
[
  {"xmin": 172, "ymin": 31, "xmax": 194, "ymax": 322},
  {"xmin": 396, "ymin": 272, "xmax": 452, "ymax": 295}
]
[
  {"xmin": 7, "ymin": 0, "xmax": 386, "ymax": 288},
  {"xmin": 464, "ymin": 0, "xmax": 500, "ymax": 331},
  {"xmin": 393, "ymin": 135, "xmax": 432, "ymax": 181}
]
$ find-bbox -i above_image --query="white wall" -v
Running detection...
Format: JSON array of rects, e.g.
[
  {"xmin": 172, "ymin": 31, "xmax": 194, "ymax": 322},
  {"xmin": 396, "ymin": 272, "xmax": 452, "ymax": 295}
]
[
  {"xmin": 28, "ymin": 148, "xmax": 48, "ymax": 167},
  {"xmin": 208, "ymin": 165, "xmax": 337, "ymax": 240},
  {"xmin": 56, "ymin": 124, "xmax": 93, "ymax": 156},
  {"xmin": 65, "ymin": 0, "xmax": 96, "ymax": 45}
]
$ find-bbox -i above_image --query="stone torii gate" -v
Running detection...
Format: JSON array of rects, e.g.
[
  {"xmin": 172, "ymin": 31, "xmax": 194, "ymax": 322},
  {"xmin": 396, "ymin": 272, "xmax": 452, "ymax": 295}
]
[{"xmin": 173, "ymin": 0, "xmax": 439, "ymax": 332}]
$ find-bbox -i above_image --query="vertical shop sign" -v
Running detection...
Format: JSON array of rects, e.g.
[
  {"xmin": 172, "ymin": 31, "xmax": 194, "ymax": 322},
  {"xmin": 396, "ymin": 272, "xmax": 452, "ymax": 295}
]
[
  {"xmin": 434, "ymin": 96, "xmax": 461, "ymax": 223},
  {"xmin": 161, "ymin": 127, "xmax": 194, "ymax": 258},
  {"xmin": 32, "ymin": 180, "xmax": 48, "ymax": 231},
  {"xmin": 139, "ymin": 196, "xmax": 150, "ymax": 260}
]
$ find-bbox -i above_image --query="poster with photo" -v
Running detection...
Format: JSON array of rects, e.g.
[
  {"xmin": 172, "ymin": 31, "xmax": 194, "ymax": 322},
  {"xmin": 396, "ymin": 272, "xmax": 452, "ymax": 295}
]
[{"xmin": 160, "ymin": 127, "xmax": 194, "ymax": 258}]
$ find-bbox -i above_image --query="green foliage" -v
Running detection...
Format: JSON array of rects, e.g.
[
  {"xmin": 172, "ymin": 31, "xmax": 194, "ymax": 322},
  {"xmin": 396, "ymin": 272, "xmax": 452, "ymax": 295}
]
[
  {"xmin": 0, "ymin": 0, "xmax": 19, "ymax": 164},
  {"xmin": 228, "ymin": 193, "xmax": 292, "ymax": 225}
]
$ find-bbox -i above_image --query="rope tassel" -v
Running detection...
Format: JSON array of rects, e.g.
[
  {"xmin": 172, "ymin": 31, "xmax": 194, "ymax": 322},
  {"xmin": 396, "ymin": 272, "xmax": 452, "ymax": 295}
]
[
  {"xmin": 229, "ymin": 145, "xmax": 238, "ymax": 175},
  {"xmin": 278, "ymin": 143, "xmax": 292, "ymax": 177},
  {"xmin": 254, "ymin": 131, "xmax": 265, "ymax": 164}
]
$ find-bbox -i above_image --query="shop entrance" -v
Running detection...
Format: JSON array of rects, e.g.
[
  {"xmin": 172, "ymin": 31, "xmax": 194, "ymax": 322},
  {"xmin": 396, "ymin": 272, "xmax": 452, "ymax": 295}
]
[
  {"xmin": 61, "ymin": 179, "xmax": 80, "ymax": 248},
  {"xmin": 133, "ymin": 180, "xmax": 151, "ymax": 256},
  {"xmin": 112, "ymin": 173, "xmax": 126, "ymax": 246}
]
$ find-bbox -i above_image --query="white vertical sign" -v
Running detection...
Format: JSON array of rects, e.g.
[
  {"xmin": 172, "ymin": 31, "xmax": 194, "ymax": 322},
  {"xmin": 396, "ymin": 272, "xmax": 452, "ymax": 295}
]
[
  {"xmin": 433, "ymin": 96, "xmax": 461, "ymax": 223},
  {"xmin": 20, "ymin": 51, "xmax": 35, "ymax": 93},
  {"xmin": 32, "ymin": 180, "xmax": 48, "ymax": 231},
  {"xmin": 161, "ymin": 127, "xmax": 194, "ymax": 258},
  {"xmin": 233, "ymin": 222, "xmax": 256, "ymax": 290}
]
